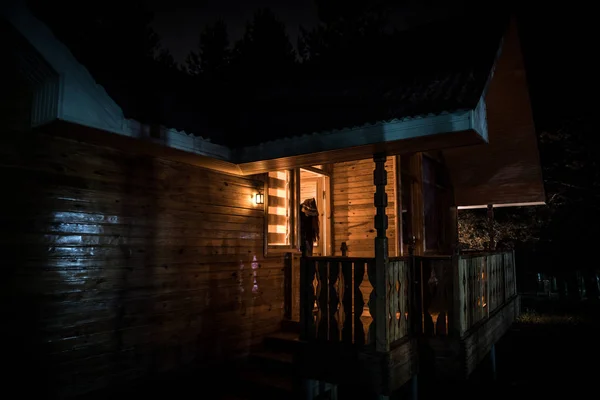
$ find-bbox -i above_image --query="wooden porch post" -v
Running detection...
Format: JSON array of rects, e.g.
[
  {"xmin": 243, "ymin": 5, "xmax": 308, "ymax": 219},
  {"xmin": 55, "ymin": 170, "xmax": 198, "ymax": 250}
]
[
  {"xmin": 487, "ymin": 204, "xmax": 495, "ymax": 251},
  {"xmin": 373, "ymin": 153, "xmax": 389, "ymax": 352}
]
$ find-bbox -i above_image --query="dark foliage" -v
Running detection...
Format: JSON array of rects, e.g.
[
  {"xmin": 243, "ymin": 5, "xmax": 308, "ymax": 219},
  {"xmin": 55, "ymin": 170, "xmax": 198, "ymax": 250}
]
[{"xmin": 185, "ymin": 20, "xmax": 230, "ymax": 78}]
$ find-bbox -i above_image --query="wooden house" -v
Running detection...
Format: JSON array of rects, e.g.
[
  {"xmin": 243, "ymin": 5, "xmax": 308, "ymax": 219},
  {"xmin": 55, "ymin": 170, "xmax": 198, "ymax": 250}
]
[{"xmin": 2, "ymin": 1, "xmax": 544, "ymax": 398}]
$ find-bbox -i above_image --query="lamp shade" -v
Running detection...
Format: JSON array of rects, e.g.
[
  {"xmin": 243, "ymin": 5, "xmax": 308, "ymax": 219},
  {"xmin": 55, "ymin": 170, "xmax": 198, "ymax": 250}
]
[{"xmin": 255, "ymin": 192, "xmax": 264, "ymax": 205}]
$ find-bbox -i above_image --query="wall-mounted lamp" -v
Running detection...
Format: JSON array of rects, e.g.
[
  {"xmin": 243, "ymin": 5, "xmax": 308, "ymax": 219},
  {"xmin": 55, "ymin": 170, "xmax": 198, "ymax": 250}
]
[{"xmin": 254, "ymin": 191, "xmax": 264, "ymax": 205}]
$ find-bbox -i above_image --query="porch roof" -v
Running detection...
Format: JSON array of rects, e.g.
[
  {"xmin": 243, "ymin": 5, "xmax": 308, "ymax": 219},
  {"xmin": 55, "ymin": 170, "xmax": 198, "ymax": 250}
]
[{"xmin": 5, "ymin": 0, "xmax": 506, "ymax": 174}]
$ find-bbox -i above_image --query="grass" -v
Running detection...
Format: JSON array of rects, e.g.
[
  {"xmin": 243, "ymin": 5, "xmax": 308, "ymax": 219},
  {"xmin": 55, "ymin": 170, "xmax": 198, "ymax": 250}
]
[
  {"xmin": 484, "ymin": 295, "xmax": 600, "ymax": 397},
  {"xmin": 517, "ymin": 308, "xmax": 586, "ymax": 324}
]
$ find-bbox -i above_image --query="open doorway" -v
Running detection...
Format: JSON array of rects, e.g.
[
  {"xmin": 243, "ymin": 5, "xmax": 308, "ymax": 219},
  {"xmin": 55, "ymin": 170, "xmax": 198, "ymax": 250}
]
[{"xmin": 299, "ymin": 167, "xmax": 331, "ymax": 256}]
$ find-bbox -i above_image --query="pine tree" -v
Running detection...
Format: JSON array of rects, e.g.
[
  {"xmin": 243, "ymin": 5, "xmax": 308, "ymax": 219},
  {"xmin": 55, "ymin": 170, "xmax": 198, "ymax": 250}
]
[
  {"xmin": 230, "ymin": 8, "xmax": 297, "ymax": 80},
  {"xmin": 185, "ymin": 20, "xmax": 231, "ymax": 78}
]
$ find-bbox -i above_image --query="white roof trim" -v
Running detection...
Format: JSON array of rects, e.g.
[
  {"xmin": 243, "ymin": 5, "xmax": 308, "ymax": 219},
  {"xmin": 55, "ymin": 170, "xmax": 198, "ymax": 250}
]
[
  {"xmin": 457, "ymin": 202, "xmax": 546, "ymax": 210},
  {"xmin": 235, "ymin": 106, "xmax": 487, "ymax": 163}
]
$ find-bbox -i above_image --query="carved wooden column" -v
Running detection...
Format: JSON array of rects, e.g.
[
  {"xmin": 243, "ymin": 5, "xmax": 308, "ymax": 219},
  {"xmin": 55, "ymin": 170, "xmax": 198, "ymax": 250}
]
[{"xmin": 373, "ymin": 153, "xmax": 389, "ymax": 352}]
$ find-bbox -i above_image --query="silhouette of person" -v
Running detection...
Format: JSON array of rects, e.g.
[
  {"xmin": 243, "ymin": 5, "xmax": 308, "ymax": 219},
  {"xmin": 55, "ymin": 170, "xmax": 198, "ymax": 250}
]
[{"xmin": 300, "ymin": 198, "xmax": 319, "ymax": 256}]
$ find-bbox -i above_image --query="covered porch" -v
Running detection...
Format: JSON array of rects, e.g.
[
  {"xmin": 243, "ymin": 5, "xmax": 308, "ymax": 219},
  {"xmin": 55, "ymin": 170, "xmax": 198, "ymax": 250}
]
[
  {"xmin": 295, "ymin": 250, "xmax": 519, "ymax": 395},
  {"xmin": 275, "ymin": 153, "xmax": 521, "ymax": 397}
]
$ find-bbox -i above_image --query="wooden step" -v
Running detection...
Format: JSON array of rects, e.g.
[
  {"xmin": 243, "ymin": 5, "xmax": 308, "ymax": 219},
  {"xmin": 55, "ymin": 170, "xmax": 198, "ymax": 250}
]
[
  {"xmin": 281, "ymin": 319, "xmax": 301, "ymax": 333},
  {"xmin": 263, "ymin": 331, "xmax": 304, "ymax": 352},
  {"xmin": 250, "ymin": 349, "xmax": 295, "ymax": 373},
  {"xmin": 235, "ymin": 364, "xmax": 301, "ymax": 400}
]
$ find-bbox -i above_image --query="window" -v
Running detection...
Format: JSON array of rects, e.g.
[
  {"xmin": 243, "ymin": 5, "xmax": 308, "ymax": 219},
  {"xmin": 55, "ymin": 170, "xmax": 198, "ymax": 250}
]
[
  {"xmin": 267, "ymin": 170, "xmax": 292, "ymax": 247},
  {"xmin": 422, "ymin": 155, "xmax": 450, "ymax": 253},
  {"xmin": 400, "ymin": 156, "xmax": 414, "ymax": 255},
  {"xmin": 265, "ymin": 167, "xmax": 331, "ymax": 256}
]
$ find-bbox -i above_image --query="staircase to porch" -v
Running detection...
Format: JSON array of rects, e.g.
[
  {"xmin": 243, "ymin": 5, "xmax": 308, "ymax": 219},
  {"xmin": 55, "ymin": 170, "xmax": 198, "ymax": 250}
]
[
  {"xmin": 231, "ymin": 321, "xmax": 306, "ymax": 400},
  {"xmin": 235, "ymin": 319, "xmax": 393, "ymax": 400}
]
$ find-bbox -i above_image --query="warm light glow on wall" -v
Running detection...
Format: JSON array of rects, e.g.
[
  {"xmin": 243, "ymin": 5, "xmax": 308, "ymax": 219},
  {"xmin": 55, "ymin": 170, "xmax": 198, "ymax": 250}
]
[{"xmin": 267, "ymin": 170, "xmax": 290, "ymax": 245}]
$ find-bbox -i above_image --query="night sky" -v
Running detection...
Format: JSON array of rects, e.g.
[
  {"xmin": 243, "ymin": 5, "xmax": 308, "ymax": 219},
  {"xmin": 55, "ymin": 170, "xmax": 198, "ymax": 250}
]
[{"xmin": 146, "ymin": 0, "xmax": 319, "ymax": 63}]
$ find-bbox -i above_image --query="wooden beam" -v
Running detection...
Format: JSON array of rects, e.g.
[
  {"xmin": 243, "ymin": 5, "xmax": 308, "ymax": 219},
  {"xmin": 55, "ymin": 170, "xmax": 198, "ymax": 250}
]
[
  {"xmin": 394, "ymin": 155, "xmax": 402, "ymax": 257},
  {"xmin": 373, "ymin": 153, "xmax": 389, "ymax": 352},
  {"xmin": 301, "ymin": 165, "xmax": 332, "ymax": 177}
]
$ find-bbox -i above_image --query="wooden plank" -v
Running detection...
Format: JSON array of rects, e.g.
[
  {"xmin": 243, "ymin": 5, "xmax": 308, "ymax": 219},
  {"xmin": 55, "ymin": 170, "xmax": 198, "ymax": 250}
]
[
  {"xmin": 387, "ymin": 338, "xmax": 419, "ymax": 393},
  {"xmin": 461, "ymin": 295, "xmax": 520, "ymax": 377},
  {"xmin": 332, "ymin": 157, "xmax": 397, "ymax": 258},
  {"xmin": 341, "ymin": 260, "xmax": 353, "ymax": 344}
]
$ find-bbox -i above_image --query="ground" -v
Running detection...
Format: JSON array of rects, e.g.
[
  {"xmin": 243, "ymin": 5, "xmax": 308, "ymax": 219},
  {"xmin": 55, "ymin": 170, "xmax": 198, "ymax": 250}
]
[{"xmin": 450, "ymin": 295, "xmax": 600, "ymax": 400}]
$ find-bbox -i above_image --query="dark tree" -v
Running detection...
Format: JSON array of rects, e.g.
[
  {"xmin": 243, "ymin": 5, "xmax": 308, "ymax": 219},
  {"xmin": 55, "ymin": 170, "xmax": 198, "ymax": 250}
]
[
  {"xmin": 28, "ymin": 0, "xmax": 161, "ymax": 78},
  {"xmin": 155, "ymin": 47, "xmax": 177, "ymax": 69},
  {"xmin": 312, "ymin": 0, "xmax": 395, "ymax": 23},
  {"xmin": 298, "ymin": 0, "xmax": 392, "ymax": 75},
  {"xmin": 185, "ymin": 20, "xmax": 231, "ymax": 78},
  {"xmin": 230, "ymin": 8, "xmax": 297, "ymax": 80},
  {"xmin": 28, "ymin": 0, "xmax": 186, "ymax": 123}
]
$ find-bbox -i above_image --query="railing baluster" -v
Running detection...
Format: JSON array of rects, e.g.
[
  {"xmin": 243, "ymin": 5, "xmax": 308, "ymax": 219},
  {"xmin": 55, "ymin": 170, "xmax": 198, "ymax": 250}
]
[
  {"xmin": 300, "ymin": 258, "xmax": 317, "ymax": 341},
  {"xmin": 329, "ymin": 260, "xmax": 340, "ymax": 343},
  {"xmin": 341, "ymin": 260, "xmax": 353, "ymax": 344},
  {"xmin": 317, "ymin": 260, "xmax": 329, "ymax": 341},
  {"xmin": 367, "ymin": 259, "xmax": 378, "ymax": 347},
  {"xmin": 354, "ymin": 260, "xmax": 366, "ymax": 346}
]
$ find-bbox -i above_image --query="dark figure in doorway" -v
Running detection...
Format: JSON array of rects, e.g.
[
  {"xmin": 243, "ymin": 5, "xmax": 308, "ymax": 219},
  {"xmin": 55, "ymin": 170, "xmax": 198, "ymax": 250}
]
[{"xmin": 300, "ymin": 198, "xmax": 319, "ymax": 256}]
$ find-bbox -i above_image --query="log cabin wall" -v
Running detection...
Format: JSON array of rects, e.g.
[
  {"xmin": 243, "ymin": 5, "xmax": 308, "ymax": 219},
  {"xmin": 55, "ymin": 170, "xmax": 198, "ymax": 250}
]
[
  {"xmin": 1, "ymin": 132, "xmax": 284, "ymax": 398},
  {"xmin": 442, "ymin": 18, "xmax": 545, "ymax": 207},
  {"xmin": 332, "ymin": 157, "xmax": 397, "ymax": 257}
]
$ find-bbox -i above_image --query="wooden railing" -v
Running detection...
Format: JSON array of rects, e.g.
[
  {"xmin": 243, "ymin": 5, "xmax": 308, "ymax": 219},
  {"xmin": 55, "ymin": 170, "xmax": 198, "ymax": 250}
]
[
  {"xmin": 300, "ymin": 257, "xmax": 377, "ymax": 345},
  {"xmin": 298, "ymin": 250, "xmax": 517, "ymax": 348},
  {"xmin": 456, "ymin": 250, "xmax": 516, "ymax": 335},
  {"xmin": 404, "ymin": 250, "xmax": 517, "ymax": 338},
  {"xmin": 299, "ymin": 256, "xmax": 414, "ymax": 348}
]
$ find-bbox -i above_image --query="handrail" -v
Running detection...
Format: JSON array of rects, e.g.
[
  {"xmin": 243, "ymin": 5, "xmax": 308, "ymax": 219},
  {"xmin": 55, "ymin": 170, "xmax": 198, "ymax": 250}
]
[
  {"xmin": 304, "ymin": 256, "xmax": 375, "ymax": 262},
  {"xmin": 388, "ymin": 256, "xmax": 410, "ymax": 262},
  {"xmin": 457, "ymin": 250, "xmax": 513, "ymax": 259},
  {"xmin": 297, "ymin": 250, "xmax": 517, "ymax": 347}
]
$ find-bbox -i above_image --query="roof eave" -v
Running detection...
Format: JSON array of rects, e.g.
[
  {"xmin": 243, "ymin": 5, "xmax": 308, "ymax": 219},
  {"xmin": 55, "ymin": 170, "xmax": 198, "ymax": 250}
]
[{"xmin": 234, "ymin": 103, "xmax": 489, "ymax": 165}]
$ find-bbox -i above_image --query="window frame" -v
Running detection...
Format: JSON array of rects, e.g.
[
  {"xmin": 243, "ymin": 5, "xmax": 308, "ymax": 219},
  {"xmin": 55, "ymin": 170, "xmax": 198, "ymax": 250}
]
[{"xmin": 263, "ymin": 167, "xmax": 332, "ymax": 257}]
